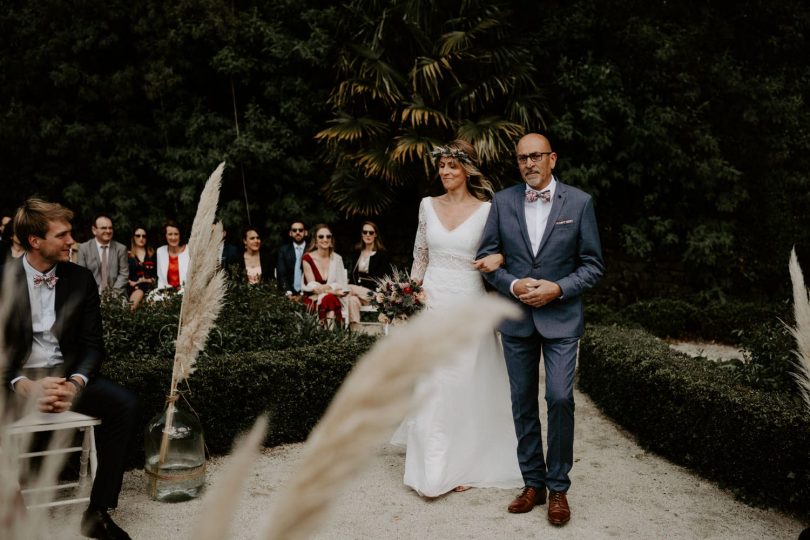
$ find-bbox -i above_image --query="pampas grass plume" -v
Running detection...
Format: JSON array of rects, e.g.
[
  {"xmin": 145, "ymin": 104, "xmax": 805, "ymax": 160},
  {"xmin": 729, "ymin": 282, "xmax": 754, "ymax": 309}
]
[{"xmin": 788, "ymin": 248, "xmax": 810, "ymax": 409}]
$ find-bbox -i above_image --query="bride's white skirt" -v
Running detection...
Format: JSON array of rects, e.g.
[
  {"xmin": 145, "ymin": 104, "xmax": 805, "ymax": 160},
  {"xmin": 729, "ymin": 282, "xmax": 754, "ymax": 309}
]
[{"xmin": 391, "ymin": 268, "xmax": 523, "ymax": 496}]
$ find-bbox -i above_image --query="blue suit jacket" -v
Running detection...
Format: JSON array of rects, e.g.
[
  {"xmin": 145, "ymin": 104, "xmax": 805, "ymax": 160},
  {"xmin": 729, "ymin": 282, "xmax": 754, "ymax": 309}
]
[{"xmin": 477, "ymin": 180, "xmax": 605, "ymax": 338}]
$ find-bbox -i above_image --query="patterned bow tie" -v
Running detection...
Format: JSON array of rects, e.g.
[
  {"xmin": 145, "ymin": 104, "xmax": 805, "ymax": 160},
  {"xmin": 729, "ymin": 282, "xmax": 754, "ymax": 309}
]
[
  {"xmin": 33, "ymin": 273, "xmax": 59, "ymax": 289},
  {"xmin": 525, "ymin": 189, "xmax": 551, "ymax": 203}
]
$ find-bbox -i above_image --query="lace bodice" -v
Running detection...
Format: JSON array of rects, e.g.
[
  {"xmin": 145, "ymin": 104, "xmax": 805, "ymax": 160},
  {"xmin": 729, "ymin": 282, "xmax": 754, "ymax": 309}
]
[{"xmin": 410, "ymin": 198, "xmax": 491, "ymax": 302}]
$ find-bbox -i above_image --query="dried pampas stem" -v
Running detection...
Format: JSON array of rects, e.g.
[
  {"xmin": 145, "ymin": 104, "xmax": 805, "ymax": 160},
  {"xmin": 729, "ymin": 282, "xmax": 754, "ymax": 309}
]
[
  {"xmin": 191, "ymin": 415, "xmax": 268, "ymax": 540},
  {"xmin": 261, "ymin": 295, "xmax": 519, "ymax": 540},
  {"xmin": 788, "ymin": 248, "xmax": 810, "ymax": 409},
  {"xmin": 155, "ymin": 162, "xmax": 227, "ymax": 495}
]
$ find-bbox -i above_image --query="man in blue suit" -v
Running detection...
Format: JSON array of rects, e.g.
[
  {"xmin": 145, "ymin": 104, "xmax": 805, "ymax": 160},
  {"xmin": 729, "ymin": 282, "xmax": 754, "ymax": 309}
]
[{"xmin": 476, "ymin": 133, "xmax": 604, "ymax": 526}]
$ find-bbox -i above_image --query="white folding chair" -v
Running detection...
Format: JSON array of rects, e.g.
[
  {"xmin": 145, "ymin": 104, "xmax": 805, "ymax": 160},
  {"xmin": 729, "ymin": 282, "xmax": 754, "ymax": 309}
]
[{"xmin": 7, "ymin": 411, "xmax": 101, "ymax": 509}]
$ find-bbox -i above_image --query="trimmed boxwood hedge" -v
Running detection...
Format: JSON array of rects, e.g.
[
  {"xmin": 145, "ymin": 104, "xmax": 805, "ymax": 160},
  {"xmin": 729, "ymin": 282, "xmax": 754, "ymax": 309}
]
[
  {"xmin": 579, "ymin": 324, "xmax": 810, "ymax": 516},
  {"xmin": 102, "ymin": 340, "xmax": 373, "ymax": 469},
  {"xmin": 98, "ymin": 282, "xmax": 376, "ymax": 468}
]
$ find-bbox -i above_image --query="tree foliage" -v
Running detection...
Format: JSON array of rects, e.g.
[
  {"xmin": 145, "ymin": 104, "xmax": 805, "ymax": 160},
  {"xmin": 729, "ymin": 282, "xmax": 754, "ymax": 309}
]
[{"xmin": 317, "ymin": 0, "xmax": 547, "ymax": 216}]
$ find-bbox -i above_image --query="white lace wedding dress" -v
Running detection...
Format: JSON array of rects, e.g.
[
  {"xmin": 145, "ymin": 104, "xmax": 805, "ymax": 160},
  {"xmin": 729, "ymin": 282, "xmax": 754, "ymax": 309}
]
[{"xmin": 391, "ymin": 197, "xmax": 522, "ymax": 497}]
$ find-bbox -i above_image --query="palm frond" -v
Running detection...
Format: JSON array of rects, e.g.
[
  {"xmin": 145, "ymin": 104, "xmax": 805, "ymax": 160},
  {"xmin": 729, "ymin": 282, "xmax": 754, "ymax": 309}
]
[
  {"xmin": 315, "ymin": 113, "xmax": 390, "ymax": 145},
  {"xmin": 410, "ymin": 56, "xmax": 455, "ymax": 101},
  {"xmin": 389, "ymin": 132, "xmax": 442, "ymax": 164},
  {"xmin": 788, "ymin": 248, "xmax": 810, "ymax": 409},
  {"xmin": 322, "ymin": 167, "xmax": 397, "ymax": 217},
  {"xmin": 400, "ymin": 97, "xmax": 452, "ymax": 130},
  {"xmin": 457, "ymin": 117, "xmax": 525, "ymax": 163}
]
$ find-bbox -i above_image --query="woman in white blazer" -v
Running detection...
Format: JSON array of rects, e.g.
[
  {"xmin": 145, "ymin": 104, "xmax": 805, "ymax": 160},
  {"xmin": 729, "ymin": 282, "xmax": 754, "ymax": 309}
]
[{"xmin": 156, "ymin": 220, "xmax": 190, "ymax": 289}]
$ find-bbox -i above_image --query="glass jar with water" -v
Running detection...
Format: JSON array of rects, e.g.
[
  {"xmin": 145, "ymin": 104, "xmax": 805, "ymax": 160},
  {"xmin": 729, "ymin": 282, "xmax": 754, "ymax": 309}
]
[{"xmin": 144, "ymin": 401, "xmax": 206, "ymax": 502}]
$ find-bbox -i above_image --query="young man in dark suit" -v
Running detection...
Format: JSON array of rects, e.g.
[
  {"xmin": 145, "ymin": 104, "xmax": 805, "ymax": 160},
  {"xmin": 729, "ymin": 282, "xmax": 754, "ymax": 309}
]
[{"xmin": 1, "ymin": 198, "xmax": 137, "ymax": 540}]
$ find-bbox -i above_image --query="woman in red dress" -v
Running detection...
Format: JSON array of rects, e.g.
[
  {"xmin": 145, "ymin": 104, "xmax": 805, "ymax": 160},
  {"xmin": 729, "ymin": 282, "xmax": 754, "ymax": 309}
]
[{"xmin": 301, "ymin": 224, "xmax": 349, "ymax": 327}]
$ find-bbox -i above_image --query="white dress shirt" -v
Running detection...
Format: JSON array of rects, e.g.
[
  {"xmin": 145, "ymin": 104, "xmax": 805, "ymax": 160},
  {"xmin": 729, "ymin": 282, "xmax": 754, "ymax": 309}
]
[
  {"xmin": 11, "ymin": 256, "xmax": 88, "ymax": 388},
  {"xmin": 510, "ymin": 178, "xmax": 557, "ymax": 297},
  {"xmin": 525, "ymin": 178, "xmax": 557, "ymax": 255}
]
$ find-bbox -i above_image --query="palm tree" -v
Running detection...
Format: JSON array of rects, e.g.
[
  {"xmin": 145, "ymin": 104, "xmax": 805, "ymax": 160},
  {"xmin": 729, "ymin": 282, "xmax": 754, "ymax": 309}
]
[{"xmin": 317, "ymin": 0, "xmax": 547, "ymax": 216}]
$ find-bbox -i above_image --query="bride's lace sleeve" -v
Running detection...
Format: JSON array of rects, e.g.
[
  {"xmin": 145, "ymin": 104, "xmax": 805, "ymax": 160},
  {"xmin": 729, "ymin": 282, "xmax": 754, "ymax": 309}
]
[{"xmin": 410, "ymin": 199, "xmax": 428, "ymax": 282}]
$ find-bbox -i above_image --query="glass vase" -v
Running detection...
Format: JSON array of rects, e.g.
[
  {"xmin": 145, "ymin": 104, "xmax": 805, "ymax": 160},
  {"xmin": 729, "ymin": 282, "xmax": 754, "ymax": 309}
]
[{"xmin": 144, "ymin": 401, "xmax": 206, "ymax": 502}]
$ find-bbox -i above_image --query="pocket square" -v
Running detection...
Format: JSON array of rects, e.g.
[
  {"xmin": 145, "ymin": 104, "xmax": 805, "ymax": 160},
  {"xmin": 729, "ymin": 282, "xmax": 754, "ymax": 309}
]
[{"xmin": 555, "ymin": 219, "xmax": 574, "ymax": 225}]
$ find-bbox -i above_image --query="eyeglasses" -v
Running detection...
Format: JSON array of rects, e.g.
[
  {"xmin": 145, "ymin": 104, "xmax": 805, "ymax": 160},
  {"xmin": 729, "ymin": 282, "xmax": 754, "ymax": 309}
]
[
  {"xmin": 291, "ymin": 228, "xmax": 304, "ymax": 232},
  {"xmin": 517, "ymin": 152, "xmax": 553, "ymax": 164},
  {"xmin": 133, "ymin": 234, "xmax": 146, "ymax": 238},
  {"xmin": 361, "ymin": 230, "xmax": 376, "ymax": 236},
  {"xmin": 317, "ymin": 234, "xmax": 332, "ymax": 239}
]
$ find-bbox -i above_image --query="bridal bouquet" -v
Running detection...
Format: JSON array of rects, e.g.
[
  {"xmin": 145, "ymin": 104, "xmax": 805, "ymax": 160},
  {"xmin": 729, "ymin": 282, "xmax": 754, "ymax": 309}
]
[{"xmin": 370, "ymin": 268, "xmax": 426, "ymax": 325}]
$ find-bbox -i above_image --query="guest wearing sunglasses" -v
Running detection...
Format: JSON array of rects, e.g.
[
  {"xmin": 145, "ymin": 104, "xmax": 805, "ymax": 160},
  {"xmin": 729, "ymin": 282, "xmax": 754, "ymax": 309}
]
[
  {"xmin": 301, "ymin": 224, "xmax": 348, "ymax": 327},
  {"xmin": 275, "ymin": 220, "xmax": 307, "ymax": 297},
  {"xmin": 127, "ymin": 226, "xmax": 156, "ymax": 310},
  {"xmin": 346, "ymin": 221, "xmax": 392, "ymax": 330}
]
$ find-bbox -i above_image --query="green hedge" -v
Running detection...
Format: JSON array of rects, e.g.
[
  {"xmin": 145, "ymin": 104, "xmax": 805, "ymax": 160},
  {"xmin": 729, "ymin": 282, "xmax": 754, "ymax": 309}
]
[
  {"xmin": 587, "ymin": 297, "xmax": 788, "ymax": 342},
  {"xmin": 98, "ymin": 282, "xmax": 376, "ymax": 468},
  {"xmin": 579, "ymin": 324, "xmax": 810, "ymax": 515},
  {"xmin": 102, "ymin": 341, "xmax": 373, "ymax": 469}
]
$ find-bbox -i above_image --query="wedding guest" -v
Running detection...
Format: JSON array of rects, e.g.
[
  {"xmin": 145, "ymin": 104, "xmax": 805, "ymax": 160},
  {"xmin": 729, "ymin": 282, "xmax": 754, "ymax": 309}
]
[
  {"xmin": 238, "ymin": 227, "xmax": 273, "ymax": 284},
  {"xmin": 1, "ymin": 198, "xmax": 137, "ymax": 539},
  {"xmin": 76, "ymin": 214, "xmax": 129, "ymax": 295},
  {"xmin": 219, "ymin": 228, "xmax": 239, "ymax": 271},
  {"xmin": 2, "ymin": 221, "xmax": 24, "ymax": 260},
  {"xmin": 127, "ymin": 226, "xmax": 156, "ymax": 310},
  {"xmin": 156, "ymin": 220, "xmax": 189, "ymax": 290},
  {"xmin": 275, "ymin": 220, "xmax": 307, "ymax": 297},
  {"xmin": 346, "ymin": 221, "xmax": 392, "ymax": 330},
  {"xmin": 301, "ymin": 224, "xmax": 348, "ymax": 327}
]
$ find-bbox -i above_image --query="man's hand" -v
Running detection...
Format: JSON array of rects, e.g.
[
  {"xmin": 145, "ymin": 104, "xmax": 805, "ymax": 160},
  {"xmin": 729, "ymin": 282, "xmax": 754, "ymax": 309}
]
[
  {"xmin": 472, "ymin": 253, "xmax": 504, "ymax": 273},
  {"xmin": 518, "ymin": 279, "xmax": 562, "ymax": 308},
  {"xmin": 16, "ymin": 377, "xmax": 80, "ymax": 413}
]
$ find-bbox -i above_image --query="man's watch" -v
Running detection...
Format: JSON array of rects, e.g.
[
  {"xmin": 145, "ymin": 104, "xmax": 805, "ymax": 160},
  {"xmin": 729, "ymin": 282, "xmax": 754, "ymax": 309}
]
[{"xmin": 67, "ymin": 378, "xmax": 83, "ymax": 393}]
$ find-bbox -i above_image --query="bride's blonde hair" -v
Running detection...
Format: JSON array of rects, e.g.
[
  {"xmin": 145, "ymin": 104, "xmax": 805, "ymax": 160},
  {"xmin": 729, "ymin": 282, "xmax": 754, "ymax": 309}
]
[{"xmin": 432, "ymin": 139, "xmax": 494, "ymax": 201}]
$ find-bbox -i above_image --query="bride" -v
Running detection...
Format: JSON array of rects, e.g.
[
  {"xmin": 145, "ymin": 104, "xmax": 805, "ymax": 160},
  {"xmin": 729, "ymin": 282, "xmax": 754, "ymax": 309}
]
[{"xmin": 391, "ymin": 139, "xmax": 522, "ymax": 496}]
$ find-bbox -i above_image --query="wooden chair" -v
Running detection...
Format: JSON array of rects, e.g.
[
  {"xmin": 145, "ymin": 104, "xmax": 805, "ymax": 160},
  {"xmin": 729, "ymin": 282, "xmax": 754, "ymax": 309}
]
[{"xmin": 6, "ymin": 411, "xmax": 100, "ymax": 509}]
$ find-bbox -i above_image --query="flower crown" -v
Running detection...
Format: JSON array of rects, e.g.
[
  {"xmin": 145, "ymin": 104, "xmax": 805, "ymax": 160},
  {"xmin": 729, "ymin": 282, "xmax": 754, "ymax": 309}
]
[{"xmin": 430, "ymin": 146, "xmax": 472, "ymax": 165}]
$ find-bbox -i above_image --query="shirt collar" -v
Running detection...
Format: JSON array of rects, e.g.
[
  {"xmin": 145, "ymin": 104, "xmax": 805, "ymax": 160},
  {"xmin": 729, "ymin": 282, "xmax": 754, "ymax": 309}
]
[
  {"xmin": 22, "ymin": 254, "xmax": 56, "ymax": 279},
  {"xmin": 525, "ymin": 177, "xmax": 557, "ymax": 196}
]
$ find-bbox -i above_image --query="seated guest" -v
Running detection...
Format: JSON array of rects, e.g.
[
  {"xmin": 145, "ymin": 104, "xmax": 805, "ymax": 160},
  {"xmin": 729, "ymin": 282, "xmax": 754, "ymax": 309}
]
[
  {"xmin": 346, "ymin": 221, "xmax": 392, "ymax": 330},
  {"xmin": 2, "ymin": 221, "xmax": 25, "ymax": 260},
  {"xmin": 156, "ymin": 221, "xmax": 189, "ymax": 290},
  {"xmin": 219, "ymin": 228, "xmax": 239, "ymax": 272},
  {"xmin": 2, "ymin": 198, "xmax": 137, "ymax": 539},
  {"xmin": 301, "ymin": 224, "xmax": 348, "ymax": 327},
  {"xmin": 238, "ymin": 227, "xmax": 273, "ymax": 284},
  {"xmin": 275, "ymin": 220, "xmax": 307, "ymax": 297},
  {"xmin": 127, "ymin": 226, "xmax": 156, "ymax": 310},
  {"xmin": 76, "ymin": 214, "xmax": 129, "ymax": 296}
]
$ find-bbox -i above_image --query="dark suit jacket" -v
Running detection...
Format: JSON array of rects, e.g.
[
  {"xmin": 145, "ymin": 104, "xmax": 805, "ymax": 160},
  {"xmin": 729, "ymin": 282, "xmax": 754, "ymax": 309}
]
[
  {"xmin": 275, "ymin": 243, "xmax": 304, "ymax": 293},
  {"xmin": 477, "ymin": 180, "xmax": 605, "ymax": 339},
  {"xmin": 1, "ymin": 258, "xmax": 105, "ymax": 389},
  {"xmin": 350, "ymin": 249, "xmax": 392, "ymax": 289},
  {"xmin": 77, "ymin": 239, "xmax": 129, "ymax": 294}
]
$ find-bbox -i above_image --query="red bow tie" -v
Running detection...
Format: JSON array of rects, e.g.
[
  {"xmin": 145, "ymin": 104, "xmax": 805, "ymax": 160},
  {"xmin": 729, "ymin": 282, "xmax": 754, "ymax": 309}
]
[
  {"xmin": 526, "ymin": 189, "xmax": 551, "ymax": 203},
  {"xmin": 33, "ymin": 273, "xmax": 59, "ymax": 289}
]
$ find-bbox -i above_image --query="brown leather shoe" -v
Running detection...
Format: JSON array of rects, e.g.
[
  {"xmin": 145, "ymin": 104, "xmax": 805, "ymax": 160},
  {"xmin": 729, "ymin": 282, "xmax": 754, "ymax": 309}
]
[
  {"xmin": 507, "ymin": 486, "xmax": 546, "ymax": 513},
  {"xmin": 547, "ymin": 490, "xmax": 571, "ymax": 526}
]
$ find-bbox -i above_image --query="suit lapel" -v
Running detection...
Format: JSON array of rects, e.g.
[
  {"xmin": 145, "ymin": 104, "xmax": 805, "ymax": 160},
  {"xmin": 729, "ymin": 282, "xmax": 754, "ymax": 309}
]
[
  {"xmin": 512, "ymin": 187, "xmax": 534, "ymax": 256},
  {"xmin": 535, "ymin": 182, "xmax": 568, "ymax": 258}
]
